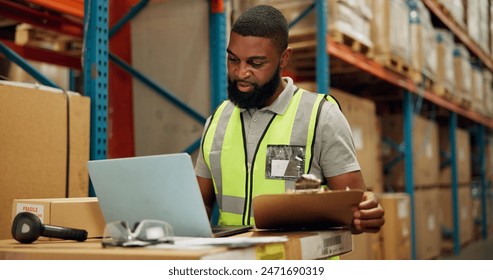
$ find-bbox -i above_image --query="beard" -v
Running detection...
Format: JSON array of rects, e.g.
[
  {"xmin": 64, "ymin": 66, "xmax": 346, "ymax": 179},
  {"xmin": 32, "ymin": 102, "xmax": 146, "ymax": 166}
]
[{"xmin": 227, "ymin": 66, "xmax": 281, "ymax": 109}]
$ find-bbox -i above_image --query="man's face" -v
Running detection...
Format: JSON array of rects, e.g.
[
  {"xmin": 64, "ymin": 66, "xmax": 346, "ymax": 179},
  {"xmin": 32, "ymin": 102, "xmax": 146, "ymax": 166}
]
[{"xmin": 226, "ymin": 32, "xmax": 284, "ymax": 109}]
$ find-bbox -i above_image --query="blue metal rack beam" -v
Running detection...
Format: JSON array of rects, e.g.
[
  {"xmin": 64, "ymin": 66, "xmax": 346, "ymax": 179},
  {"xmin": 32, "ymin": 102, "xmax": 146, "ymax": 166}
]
[
  {"xmin": 209, "ymin": 0, "xmax": 227, "ymax": 111},
  {"xmin": 315, "ymin": 0, "xmax": 329, "ymax": 94},
  {"xmin": 106, "ymin": 0, "xmax": 205, "ymax": 155},
  {"xmin": 403, "ymin": 91, "xmax": 416, "ymax": 260},
  {"xmin": 109, "ymin": 53, "xmax": 207, "ymax": 124},
  {"xmin": 476, "ymin": 125, "xmax": 488, "ymax": 239},
  {"xmin": 449, "ymin": 113, "xmax": 460, "ymax": 255},
  {"xmin": 0, "ymin": 42, "xmax": 61, "ymax": 89},
  {"xmin": 288, "ymin": 2, "xmax": 315, "ymax": 29},
  {"xmin": 84, "ymin": 0, "xmax": 109, "ymax": 196},
  {"xmin": 287, "ymin": 0, "xmax": 329, "ymax": 94},
  {"xmin": 109, "ymin": 0, "xmax": 149, "ymax": 38}
]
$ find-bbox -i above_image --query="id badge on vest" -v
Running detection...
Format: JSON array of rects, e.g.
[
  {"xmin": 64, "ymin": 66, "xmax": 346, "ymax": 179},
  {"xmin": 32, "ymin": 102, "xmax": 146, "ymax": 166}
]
[{"xmin": 265, "ymin": 145, "xmax": 306, "ymax": 180}]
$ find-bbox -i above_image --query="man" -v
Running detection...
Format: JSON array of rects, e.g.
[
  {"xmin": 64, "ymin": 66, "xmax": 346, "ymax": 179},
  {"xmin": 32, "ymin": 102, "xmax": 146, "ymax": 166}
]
[{"xmin": 195, "ymin": 5, "xmax": 384, "ymax": 234}]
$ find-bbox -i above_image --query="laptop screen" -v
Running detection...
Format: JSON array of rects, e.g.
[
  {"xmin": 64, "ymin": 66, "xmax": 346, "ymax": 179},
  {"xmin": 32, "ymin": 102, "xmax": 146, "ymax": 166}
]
[{"xmin": 88, "ymin": 153, "xmax": 214, "ymax": 237}]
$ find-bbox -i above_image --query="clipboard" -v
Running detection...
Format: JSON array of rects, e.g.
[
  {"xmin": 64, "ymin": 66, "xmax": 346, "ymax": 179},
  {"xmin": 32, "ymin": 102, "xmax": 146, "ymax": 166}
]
[{"xmin": 252, "ymin": 189, "xmax": 363, "ymax": 230}]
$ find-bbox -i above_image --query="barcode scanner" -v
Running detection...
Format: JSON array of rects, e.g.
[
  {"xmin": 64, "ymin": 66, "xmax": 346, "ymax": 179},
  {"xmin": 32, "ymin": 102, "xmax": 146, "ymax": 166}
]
[{"xmin": 11, "ymin": 212, "xmax": 88, "ymax": 244}]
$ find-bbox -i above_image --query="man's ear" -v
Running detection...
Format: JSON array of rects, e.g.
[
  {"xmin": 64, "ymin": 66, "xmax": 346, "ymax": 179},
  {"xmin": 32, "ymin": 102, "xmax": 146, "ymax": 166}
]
[{"xmin": 280, "ymin": 47, "xmax": 293, "ymax": 68}]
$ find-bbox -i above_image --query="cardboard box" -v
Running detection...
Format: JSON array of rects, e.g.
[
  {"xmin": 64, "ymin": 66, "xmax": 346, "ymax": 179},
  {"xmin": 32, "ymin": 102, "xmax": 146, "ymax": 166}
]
[
  {"xmin": 297, "ymin": 83, "xmax": 383, "ymax": 193},
  {"xmin": 237, "ymin": 0, "xmax": 373, "ymax": 48},
  {"xmin": 439, "ymin": 127, "xmax": 471, "ymax": 185},
  {"xmin": 12, "ymin": 197, "xmax": 105, "ymax": 239},
  {"xmin": 380, "ymin": 193, "xmax": 411, "ymax": 260},
  {"xmin": 380, "ymin": 114, "xmax": 440, "ymax": 188},
  {"xmin": 0, "ymin": 81, "xmax": 90, "ymax": 240},
  {"xmin": 331, "ymin": 88, "xmax": 383, "ymax": 193},
  {"xmin": 438, "ymin": 184, "xmax": 474, "ymax": 247},
  {"xmin": 414, "ymin": 187, "xmax": 441, "ymax": 259},
  {"xmin": 453, "ymin": 43, "xmax": 472, "ymax": 103},
  {"xmin": 434, "ymin": 29, "xmax": 455, "ymax": 95},
  {"xmin": 369, "ymin": 0, "xmax": 410, "ymax": 63},
  {"xmin": 487, "ymin": 136, "xmax": 493, "ymax": 181},
  {"xmin": 340, "ymin": 232, "xmax": 381, "ymax": 260}
]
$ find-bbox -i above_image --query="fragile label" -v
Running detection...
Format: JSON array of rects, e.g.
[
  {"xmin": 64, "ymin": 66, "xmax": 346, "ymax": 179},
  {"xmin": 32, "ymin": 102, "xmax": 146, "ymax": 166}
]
[{"xmin": 16, "ymin": 203, "xmax": 45, "ymax": 223}]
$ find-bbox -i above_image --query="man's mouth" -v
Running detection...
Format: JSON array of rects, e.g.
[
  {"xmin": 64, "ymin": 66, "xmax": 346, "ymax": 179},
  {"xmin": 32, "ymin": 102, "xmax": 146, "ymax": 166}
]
[{"xmin": 237, "ymin": 81, "xmax": 254, "ymax": 92}]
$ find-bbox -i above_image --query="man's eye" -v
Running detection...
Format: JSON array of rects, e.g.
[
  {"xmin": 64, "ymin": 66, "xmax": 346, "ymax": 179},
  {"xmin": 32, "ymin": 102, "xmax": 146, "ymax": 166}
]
[
  {"xmin": 250, "ymin": 62, "xmax": 263, "ymax": 68},
  {"xmin": 228, "ymin": 57, "xmax": 239, "ymax": 63}
]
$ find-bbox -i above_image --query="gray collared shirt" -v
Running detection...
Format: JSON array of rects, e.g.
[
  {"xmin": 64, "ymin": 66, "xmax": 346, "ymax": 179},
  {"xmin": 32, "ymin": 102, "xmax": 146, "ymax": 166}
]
[{"xmin": 195, "ymin": 77, "xmax": 360, "ymax": 181}]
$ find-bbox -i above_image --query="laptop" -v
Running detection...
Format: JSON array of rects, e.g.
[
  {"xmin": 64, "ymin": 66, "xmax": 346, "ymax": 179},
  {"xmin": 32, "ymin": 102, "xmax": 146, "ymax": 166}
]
[{"xmin": 87, "ymin": 153, "xmax": 252, "ymax": 238}]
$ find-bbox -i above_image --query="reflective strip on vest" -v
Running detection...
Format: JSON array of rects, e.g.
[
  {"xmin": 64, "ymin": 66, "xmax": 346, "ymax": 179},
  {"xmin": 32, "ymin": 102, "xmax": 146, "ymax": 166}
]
[{"xmin": 202, "ymin": 89, "xmax": 326, "ymax": 226}]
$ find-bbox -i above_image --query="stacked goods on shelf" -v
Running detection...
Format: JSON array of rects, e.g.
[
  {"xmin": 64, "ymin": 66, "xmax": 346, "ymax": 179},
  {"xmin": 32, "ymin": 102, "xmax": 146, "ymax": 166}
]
[
  {"xmin": 15, "ymin": 23, "xmax": 82, "ymax": 55},
  {"xmin": 324, "ymin": 87, "xmax": 383, "ymax": 260},
  {"xmin": 408, "ymin": 0, "xmax": 437, "ymax": 85},
  {"xmin": 437, "ymin": 127, "xmax": 474, "ymax": 249},
  {"xmin": 488, "ymin": 136, "xmax": 493, "ymax": 182},
  {"xmin": 258, "ymin": 83, "xmax": 384, "ymax": 260},
  {"xmin": 236, "ymin": 0, "xmax": 373, "ymax": 47},
  {"xmin": 452, "ymin": 44, "xmax": 472, "ymax": 108},
  {"xmin": 6, "ymin": 61, "xmax": 70, "ymax": 90},
  {"xmin": 491, "ymin": 3, "xmax": 493, "ymax": 57},
  {"xmin": 380, "ymin": 114, "xmax": 440, "ymax": 190},
  {"xmin": 379, "ymin": 193, "xmax": 411, "ymax": 260},
  {"xmin": 471, "ymin": 63, "xmax": 486, "ymax": 116},
  {"xmin": 414, "ymin": 187, "xmax": 441, "ymax": 259},
  {"xmin": 326, "ymin": 0, "xmax": 373, "ymax": 52},
  {"xmin": 489, "ymin": 136, "xmax": 493, "ymax": 235},
  {"xmin": 489, "ymin": 193, "xmax": 493, "ymax": 235},
  {"xmin": 484, "ymin": 71, "xmax": 493, "ymax": 118},
  {"xmin": 5, "ymin": 23, "xmax": 74, "ymax": 90},
  {"xmin": 0, "ymin": 81, "xmax": 90, "ymax": 240},
  {"xmin": 434, "ymin": 29, "xmax": 455, "ymax": 99},
  {"xmin": 250, "ymin": 0, "xmax": 374, "ymax": 79},
  {"xmin": 471, "ymin": 181, "xmax": 482, "ymax": 240},
  {"xmin": 368, "ymin": 0, "xmax": 410, "ymax": 75},
  {"xmin": 329, "ymin": 88, "xmax": 383, "ymax": 194},
  {"xmin": 297, "ymin": 83, "xmax": 383, "ymax": 194},
  {"xmin": 438, "ymin": 127, "xmax": 472, "ymax": 186},
  {"xmin": 435, "ymin": 0, "xmax": 466, "ymax": 29},
  {"xmin": 466, "ymin": 0, "xmax": 490, "ymax": 55},
  {"xmin": 439, "ymin": 184, "xmax": 474, "ymax": 248}
]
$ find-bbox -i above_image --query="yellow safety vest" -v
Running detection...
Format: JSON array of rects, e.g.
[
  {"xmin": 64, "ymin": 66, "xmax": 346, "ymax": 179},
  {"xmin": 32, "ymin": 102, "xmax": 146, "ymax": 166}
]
[{"xmin": 202, "ymin": 89, "xmax": 340, "ymax": 226}]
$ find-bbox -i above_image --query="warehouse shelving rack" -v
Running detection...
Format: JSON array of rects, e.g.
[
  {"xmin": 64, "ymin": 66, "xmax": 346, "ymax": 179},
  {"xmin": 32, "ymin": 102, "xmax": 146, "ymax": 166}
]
[
  {"xmin": 293, "ymin": 0, "xmax": 493, "ymax": 259},
  {"xmin": 0, "ymin": 0, "xmax": 491, "ymax": 259}
]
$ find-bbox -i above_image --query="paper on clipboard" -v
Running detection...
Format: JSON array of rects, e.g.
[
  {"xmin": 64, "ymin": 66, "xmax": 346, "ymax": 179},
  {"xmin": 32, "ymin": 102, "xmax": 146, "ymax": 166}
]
[{"xmin": 252, "ymin": 189, "xmax": 363, "ymax": 230}]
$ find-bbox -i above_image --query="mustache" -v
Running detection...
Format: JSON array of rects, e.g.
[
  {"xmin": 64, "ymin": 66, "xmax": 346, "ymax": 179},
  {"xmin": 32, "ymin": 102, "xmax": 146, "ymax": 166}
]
[{"xmin": 232, "ymin": 79, "xmax": 254, "ymax": 85}]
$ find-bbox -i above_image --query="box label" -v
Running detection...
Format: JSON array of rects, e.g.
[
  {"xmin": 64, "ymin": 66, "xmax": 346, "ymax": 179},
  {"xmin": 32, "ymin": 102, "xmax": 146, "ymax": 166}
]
[
  {"xmin": 352, "ymin": 126, "xmax": 364, "ymax": 150},
  {"xmin": 16, "ymin": 203, "xmax": 45, "ymax": 223},
  {"xmin": 397, "ymin": 199, "xmax": 409, "ymax": 219},
  {"xmin": 300, "ymin": 231, "xmax": 351, "ymax": 259},
  {"xmin": 425, "ymin": 142, "xmax": 433, "ymax": 159}
]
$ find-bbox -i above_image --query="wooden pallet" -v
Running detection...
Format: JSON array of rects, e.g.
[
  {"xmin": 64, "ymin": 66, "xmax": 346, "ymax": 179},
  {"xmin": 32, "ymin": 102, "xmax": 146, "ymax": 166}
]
[
  {"xmin": 432, "ymin": 83, "xmax": 454, "ymax": 100},
  {"xmin": 374, "ymin": 54, "xmax": 410, "ymax": 77},
  {"xmin": 15, "ymin": 23, "xmax": 82, "ymax": 55},
  {"xmin": 329, "ymin": 28, "xmax": 373, "ymax": 58},
  {"xmin": 454, "ymin": 95, "xmax": 472, "ymax": 109},
  {"xmin": 409, "ymin": 70, "xmax": 434, "ymax": 91}
]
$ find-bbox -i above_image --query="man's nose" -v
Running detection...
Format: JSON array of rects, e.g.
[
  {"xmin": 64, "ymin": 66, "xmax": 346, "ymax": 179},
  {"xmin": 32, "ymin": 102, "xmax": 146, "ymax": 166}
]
[{"xmin": 237, "ymin": 63, "xmax": 252, "ymax": 79}]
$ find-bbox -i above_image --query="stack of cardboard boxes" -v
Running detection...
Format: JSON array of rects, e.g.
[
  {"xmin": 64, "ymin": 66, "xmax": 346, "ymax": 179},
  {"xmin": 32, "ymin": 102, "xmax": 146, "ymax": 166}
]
[{"xmin": 0, "ymin": 81, "xmax": 90, "ymax": 240}]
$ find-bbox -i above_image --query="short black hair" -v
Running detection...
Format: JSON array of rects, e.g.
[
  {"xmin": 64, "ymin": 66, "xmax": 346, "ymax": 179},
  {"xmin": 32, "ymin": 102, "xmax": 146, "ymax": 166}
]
[{"xmin": 231, "ymin": 5, "xmax": 288, "ymax": 53}]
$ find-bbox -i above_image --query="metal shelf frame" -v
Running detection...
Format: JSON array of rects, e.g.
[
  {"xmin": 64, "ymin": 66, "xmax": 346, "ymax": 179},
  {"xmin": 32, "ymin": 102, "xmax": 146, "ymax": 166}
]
[
  {"xmin": 291, "ymin": 0, "xmax": 492, "ymax": 259},
  {"xmin": 2, "ymin": 0, "xmax": 490, "ymax": 259}
]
